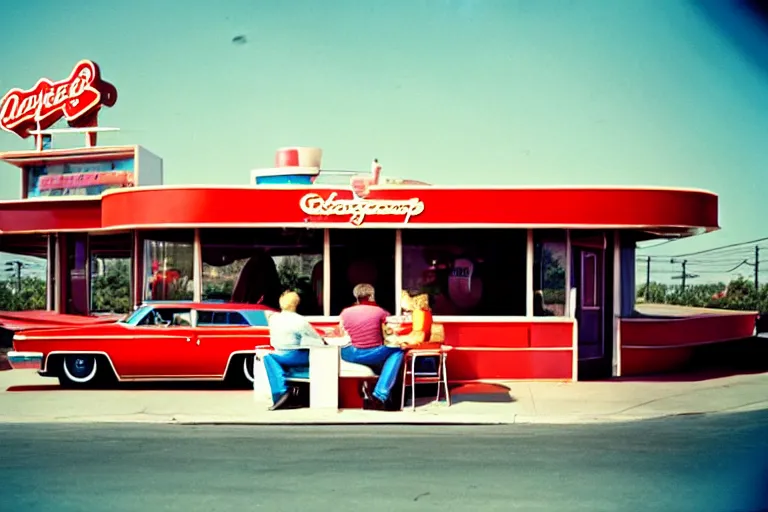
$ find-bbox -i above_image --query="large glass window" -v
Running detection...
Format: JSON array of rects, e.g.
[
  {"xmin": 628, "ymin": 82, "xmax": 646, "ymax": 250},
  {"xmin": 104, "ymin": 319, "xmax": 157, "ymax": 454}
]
[
  {"xmin": 330, "ymin": 230, "xmax": 396, "ymax": 315},
  {"xmin": 533, "ymin": 230, "xmax": 567, "ymax": 317},
  {"xmin": 90, "ymin": 233, "xmax": 133, "ymax": 314},
  {"xmin": 0, "ymin": 235, "xmax": 48, "ymax": 312},
  {"xmin": 401, "ymin": 229, "xmax": 527, "ymax": 316},
  {"xmin": 200, "ymin": 229, "xmax": 323, "ymax": 315},
  {"xmin": 142, "ymin": 230, "xmax": 194, "ymax": 301}
]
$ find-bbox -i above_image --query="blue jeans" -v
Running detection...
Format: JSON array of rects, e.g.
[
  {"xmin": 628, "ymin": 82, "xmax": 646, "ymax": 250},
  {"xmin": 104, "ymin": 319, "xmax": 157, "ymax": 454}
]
[
  {"xmin": 341, "ymin": 345, "xmax": 404, "ymax": 402},
  {"xmin": 263, "ymin": 350, "xmax": 309, "ymax": 404}
]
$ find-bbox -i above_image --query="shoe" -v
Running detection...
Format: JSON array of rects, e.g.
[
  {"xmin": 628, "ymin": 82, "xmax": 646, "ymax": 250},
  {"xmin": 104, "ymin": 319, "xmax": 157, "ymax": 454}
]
[
  {"xmin": 269, "ymin": 390, "xmax": 293, "ymax": 411},
  {"xmin": 384, "ymin": 397, "xmax": 402, "ymax": 412},
  {"xmin": 363, "ymin": 396, "xmax": 387, "ymax": 411}
]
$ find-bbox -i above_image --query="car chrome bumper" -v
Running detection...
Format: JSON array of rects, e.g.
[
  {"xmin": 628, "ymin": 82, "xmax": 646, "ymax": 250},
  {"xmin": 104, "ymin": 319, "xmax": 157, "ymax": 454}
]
[{"xmin": 6, "ymin": 351, "xmax": 44, "ymax": 370}]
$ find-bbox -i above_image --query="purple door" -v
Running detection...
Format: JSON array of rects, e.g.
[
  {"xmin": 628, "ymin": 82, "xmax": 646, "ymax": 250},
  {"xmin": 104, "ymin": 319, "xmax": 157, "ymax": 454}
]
[
  {"xmin": 575, "ymin": 248, "xmax": 604, "ymax": 360},
  {"xmin": 65, "ymin": 234, "xmax": 89, "ymax": 316}
]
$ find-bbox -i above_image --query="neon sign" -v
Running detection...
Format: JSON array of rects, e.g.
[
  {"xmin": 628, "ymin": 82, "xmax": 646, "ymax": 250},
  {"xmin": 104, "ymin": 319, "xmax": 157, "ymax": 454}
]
[
  {"xmin": 299, "ymin": 192, "xmax": 425, "ymax": 226},
  {"xmin": 38, "ymin": 171, "xmax": 133, "ymax": 191},
  {"xmin": 0, "ymin": 60, "xmax": 117, "ymax": 139}
]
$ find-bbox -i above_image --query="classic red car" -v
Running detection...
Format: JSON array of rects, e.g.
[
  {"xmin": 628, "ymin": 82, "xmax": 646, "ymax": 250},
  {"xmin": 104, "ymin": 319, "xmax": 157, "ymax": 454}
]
[{"xmin": 10, "ymin": 302, "xmax": 281, "ymax": 388}]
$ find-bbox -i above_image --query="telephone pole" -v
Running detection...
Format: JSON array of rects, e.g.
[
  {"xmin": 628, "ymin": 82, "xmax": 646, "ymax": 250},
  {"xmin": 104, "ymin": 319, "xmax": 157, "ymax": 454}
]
[
  {"xmin": 681, "ymin": 260, "xmax": 687, "ymax": 291},
  {"xmin": 671, "ymin": 258, "xmax": 698, "ymax": 291},
  {"xmin": 755, "ymin": 246, "xmax": 760, "ymax": 291},
  {"xmin": 4, "ymin": 260, "xmax": 23, "ymax": 293},
  {"xmin": 645, "ymin": 256, "xmax": 651, "ymax": 300}
]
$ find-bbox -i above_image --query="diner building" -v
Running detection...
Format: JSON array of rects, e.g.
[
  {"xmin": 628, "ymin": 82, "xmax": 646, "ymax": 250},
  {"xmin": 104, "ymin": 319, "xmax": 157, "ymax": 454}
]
[{"xmin": 0, "ymin": 61, "xmax": 756, "ymax": 382}]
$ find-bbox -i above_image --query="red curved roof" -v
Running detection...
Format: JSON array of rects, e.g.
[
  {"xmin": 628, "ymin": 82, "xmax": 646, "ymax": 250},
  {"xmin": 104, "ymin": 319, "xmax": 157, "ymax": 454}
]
[{"xmin": 0, "ymin": 185, "xmax": 718, "ymax": 235}]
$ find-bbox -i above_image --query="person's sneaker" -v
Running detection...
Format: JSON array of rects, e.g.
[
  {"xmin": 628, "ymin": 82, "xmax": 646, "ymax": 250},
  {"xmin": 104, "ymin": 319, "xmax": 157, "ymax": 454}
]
[
  {"xmin": 269, "ymin": 390, "xmax": 293, "ymax": 411},
  {"xmin": 363, "ymin": 396, "xmax": 388, "ymax": 411}
]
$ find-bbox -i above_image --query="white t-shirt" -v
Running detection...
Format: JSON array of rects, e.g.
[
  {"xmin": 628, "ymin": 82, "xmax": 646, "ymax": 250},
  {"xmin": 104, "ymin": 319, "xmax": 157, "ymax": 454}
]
[{"xmin": 268, "ymin": 311, "xmax": 324, "ymax": 353}]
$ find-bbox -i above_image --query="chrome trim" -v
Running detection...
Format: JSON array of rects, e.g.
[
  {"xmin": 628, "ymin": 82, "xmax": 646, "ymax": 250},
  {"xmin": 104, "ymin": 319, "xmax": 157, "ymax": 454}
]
[{"xmin": 7, "ymin": 351, "xmax": 43, "ymax": 359}]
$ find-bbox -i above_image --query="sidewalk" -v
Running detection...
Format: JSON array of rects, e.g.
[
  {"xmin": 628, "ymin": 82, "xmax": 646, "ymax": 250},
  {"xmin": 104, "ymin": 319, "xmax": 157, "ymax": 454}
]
[{"xmin": 1, "ymin": 369, "xmax": 767, "ymax": 425}]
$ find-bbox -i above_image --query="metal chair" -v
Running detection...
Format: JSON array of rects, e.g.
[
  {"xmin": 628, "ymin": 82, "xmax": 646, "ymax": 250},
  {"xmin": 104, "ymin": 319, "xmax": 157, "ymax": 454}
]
[{"xmin": 400, "ymin": 345, "xmax": 452, "ymax": 411}]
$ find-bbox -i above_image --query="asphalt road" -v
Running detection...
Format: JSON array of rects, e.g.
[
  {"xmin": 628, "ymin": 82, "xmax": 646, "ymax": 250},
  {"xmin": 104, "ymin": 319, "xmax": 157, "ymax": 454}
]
[{"xmin": 1, "ymin": 411, "xmax": 767, "ymax": 512}]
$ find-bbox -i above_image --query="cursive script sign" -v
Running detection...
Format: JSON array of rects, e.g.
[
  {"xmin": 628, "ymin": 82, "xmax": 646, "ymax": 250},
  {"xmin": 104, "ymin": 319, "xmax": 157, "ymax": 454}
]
[
  {"xmin": 300, "ymin": 192, "xmax": 425, "ymax": 226},
  {"xmin": 38, "ymin": 171, "xmax": 133, "ymax": 191},
  {"xmin": 0, "ymin": 60, "xmax": 117, "ymax": 139}
]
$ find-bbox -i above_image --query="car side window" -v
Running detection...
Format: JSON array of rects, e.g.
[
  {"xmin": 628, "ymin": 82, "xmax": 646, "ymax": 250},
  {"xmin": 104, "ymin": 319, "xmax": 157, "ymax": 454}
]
[
  {"xmin": 195, "ymin": 310, "xmax": 251, "ymax": 327},
  {"xmin": 197, "ymin": 311, "xmax": 214, "ymax": 325},
  {"xmin": 228, "ymin": 312, "xmax": 249, "ymax": 325},
  {"xmin": 136, "ymin": 308, "xmax": 192, "ymax": 327}
]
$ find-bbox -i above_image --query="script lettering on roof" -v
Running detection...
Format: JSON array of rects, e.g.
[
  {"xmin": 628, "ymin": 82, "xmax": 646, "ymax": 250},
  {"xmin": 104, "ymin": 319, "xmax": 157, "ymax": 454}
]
[
  {"xmin": 299, "ymin": 192, "xmax": 425, "ymax": 226},
  {"xmin": 0, "ymin": 60, "xmax": 117, "ymax": 139}
]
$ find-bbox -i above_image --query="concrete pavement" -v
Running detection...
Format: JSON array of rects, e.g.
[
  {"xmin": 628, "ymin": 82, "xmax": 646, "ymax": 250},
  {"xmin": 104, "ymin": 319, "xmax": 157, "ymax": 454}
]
[
  {"xmin": 1, "ymin": 368, "xmax": 768, "ymax": 425},
  {"xmin": 3, "ymin": 416, "xmax": 767, "ymax": 512}
]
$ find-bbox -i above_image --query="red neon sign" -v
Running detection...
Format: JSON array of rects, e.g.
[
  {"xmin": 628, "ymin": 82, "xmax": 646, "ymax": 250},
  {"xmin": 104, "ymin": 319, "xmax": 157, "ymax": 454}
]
[
  {"xmin": 0, "ymin": 60, "xmax": 117, "ymax": 139},
  {"xmin": 38, "ymin": 171, "xmax": 133, "ymax": 191}
]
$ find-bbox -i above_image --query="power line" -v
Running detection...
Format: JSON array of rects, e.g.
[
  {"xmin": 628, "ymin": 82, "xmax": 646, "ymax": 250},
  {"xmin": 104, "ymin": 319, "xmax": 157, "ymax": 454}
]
[
  {"xmin": 646, "ymin": 236, "xmax": 768, "ymax": 259},
  {"xmin": 637, "ymin": 239, "xmax": 678, "ymax": 250}
]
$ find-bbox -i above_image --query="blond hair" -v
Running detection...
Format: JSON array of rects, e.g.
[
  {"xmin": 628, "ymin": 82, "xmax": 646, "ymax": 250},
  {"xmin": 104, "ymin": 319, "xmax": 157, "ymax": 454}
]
[
  {"xmin": 279, "ymin": 291, "xmax": 300, "ymax": 312},
  {"xmin": 353, "ymin": 283, "xmax": 375, "ymax": 302}
]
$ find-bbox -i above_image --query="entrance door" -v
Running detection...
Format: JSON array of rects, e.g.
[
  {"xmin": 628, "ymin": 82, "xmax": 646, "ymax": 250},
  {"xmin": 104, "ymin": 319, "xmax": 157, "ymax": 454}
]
[
  {"xmin": 64, "ymin": 234, "xmax": 89, "ymax": 316},
  {"xmin": 574, "ymin": 247, "xmax": 605, "ymax": 361}
]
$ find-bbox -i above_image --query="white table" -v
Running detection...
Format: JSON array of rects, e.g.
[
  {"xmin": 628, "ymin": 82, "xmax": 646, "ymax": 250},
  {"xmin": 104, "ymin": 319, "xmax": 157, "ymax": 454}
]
[{"xmin": 308, "ymin": 345, "xmax": 340, "ymax": 409}]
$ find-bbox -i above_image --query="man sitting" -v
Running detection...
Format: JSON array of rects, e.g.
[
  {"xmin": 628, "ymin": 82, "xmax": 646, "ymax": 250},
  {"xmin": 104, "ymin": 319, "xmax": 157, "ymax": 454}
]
[
  {"xmin": 339, "ymin": 283, "xmax": 404, "ymax": 410},
  {"xmin": 263, "ymin": 291, "xmax": 325, "ymax": 410}
]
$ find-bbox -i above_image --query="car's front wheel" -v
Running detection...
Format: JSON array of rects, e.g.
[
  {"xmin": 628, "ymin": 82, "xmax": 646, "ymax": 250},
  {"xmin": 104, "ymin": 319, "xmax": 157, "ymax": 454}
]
[{"xmin": 59, "ymin": 355, "xmax": 101, "ymax": 388}]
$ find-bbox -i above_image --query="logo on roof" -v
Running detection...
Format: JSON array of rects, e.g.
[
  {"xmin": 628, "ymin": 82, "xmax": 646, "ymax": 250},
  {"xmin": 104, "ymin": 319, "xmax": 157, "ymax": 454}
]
[
  {"xmin": 0, "ymin": 60, "xmax": 117, "ymax": 139},
  {"xmin": 299, "ymin": 192, "xmax": 425, "ymax": 226}
]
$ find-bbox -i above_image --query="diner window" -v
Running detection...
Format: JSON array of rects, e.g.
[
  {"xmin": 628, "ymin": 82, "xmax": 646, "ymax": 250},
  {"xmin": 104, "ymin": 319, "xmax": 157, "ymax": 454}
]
[
  {"xmin": 401, "ymin": 229, "xmax": 527, "ymax": 316},
  {"xmin": 200, "ymin": 229, "xmax": 323, "ymax": 315},
  {"xmin": 330, "ymin": 230, "xmax": 396, "ymax": 315},
  {"xmin": 533, "ymin": 230, "xmax": 567, "ymax": 317},
  {"xmin": 90, "ymin": 233, "xmax": 132, "ymax": 314},
  {"xmin": 142, "ymin": 230, "xmax": 194, "ymax": 302},
  {"xmin": 0, "ymin": 234, "xmax": 48, "ymax": 312}
]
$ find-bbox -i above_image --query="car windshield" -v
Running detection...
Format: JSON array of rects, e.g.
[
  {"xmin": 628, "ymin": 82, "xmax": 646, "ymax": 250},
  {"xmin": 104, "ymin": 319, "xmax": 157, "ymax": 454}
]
[{"xmin": 121, "ymin": 305, "xmax": 151, "ymax": 325}]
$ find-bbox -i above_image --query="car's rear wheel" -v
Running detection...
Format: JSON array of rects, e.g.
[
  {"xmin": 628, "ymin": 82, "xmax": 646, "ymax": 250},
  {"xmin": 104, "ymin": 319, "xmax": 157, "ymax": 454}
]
[
  {"xmin": 242, "ymin": 355, "xmax": 255, "ymax": 384},
  {"xmin": 58, "ymin": 354, "xmax": 113, "ymax": 388},
  {"xmin": 225, "ymin": 354, "xmax": 255, "ymax": 388}
]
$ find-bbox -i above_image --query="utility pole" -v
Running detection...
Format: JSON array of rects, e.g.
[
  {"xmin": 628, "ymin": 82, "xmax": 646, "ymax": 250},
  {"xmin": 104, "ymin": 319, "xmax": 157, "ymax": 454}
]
[
  {"xmin": 681, "ymin": 259, "xmax": 687, "ymax": 291},
  {"xmin": 645, "ymin": 256, "xmax": 651, "ymax": 301},
  {"xmin": 4, "ymin": 260, "xmax": 23, "ymax": 293},
  {"xmin": 755, "ymin": 246, "xmax": 760, "ymax": 291},
  {"xmin": 670, "ymin": 258, "xmax": 697, "ymax": 291}
]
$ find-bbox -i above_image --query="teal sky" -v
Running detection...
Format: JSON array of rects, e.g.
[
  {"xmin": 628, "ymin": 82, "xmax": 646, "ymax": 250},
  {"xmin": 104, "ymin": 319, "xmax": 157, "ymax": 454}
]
[{"xmin": 1, "ymin": 0, "xmax": 767, "ymax": 283}]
